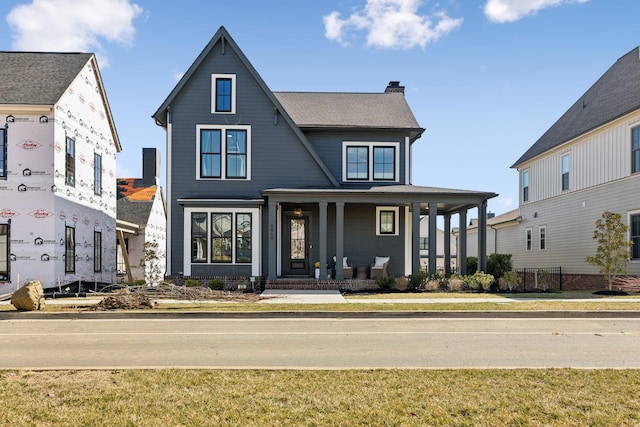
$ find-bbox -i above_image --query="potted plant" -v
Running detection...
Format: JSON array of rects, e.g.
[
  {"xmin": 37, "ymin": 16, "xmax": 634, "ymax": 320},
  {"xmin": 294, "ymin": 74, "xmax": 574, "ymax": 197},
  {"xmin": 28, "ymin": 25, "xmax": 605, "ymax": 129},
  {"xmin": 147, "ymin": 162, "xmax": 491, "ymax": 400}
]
[{"xmin": 314, "ymin": 261, "xmax": 320, "ymax": 279}]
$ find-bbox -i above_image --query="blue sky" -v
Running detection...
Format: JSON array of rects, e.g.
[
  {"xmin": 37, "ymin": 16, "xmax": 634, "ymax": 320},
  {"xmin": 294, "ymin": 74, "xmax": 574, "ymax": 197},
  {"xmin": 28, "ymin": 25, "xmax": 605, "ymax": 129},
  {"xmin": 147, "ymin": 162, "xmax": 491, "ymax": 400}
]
[{"xmin": 1, "ymin": 0, "xmax": 639, "ymax": 218}]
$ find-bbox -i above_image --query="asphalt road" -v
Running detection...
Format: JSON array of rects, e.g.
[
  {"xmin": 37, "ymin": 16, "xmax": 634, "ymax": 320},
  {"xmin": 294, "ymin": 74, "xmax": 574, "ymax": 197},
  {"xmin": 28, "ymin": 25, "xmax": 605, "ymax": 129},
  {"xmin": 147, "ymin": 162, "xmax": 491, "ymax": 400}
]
[{"xmin": 1, "ymin": 317, "xmax": 639, "ymax": 369}]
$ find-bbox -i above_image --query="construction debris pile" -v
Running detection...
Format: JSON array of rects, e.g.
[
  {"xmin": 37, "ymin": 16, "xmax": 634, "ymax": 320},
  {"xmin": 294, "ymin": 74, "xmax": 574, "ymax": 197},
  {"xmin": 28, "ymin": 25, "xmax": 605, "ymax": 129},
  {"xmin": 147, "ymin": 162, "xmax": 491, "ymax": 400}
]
[{"xmin": 91, "ymin": 283, "xmax": 261, "ymax": 310}]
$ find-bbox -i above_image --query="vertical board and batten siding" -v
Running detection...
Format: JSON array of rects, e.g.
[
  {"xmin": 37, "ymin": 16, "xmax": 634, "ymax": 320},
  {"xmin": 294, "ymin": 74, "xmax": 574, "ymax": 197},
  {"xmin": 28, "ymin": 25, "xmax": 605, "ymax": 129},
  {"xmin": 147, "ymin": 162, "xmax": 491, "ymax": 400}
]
[
  {"xmin": 522, "ymin": 112, "xmax": 639, "ymax": 204},
  {"xmin": 168, "ymin": 39, "xmax": 334, "ymax": 274}
]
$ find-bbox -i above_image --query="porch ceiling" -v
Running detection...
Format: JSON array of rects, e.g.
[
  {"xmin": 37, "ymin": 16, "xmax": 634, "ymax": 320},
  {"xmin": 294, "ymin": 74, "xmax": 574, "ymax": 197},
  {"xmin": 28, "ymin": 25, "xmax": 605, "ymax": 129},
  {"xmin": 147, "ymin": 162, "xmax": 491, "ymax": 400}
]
[{"xmin": 262, "ymin": 185, "xmax": 498, "ymax": 216}]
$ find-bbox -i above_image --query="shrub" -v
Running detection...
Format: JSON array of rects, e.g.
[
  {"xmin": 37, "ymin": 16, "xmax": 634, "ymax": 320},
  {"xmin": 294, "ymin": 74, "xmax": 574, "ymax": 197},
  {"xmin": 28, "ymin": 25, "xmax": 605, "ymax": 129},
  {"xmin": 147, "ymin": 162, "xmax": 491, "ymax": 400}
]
[
  {"xmin": 448, "ymin": 275, "xmax": 465, "ymax": 291},
  {"xmin": 407, "ymin": 270, "xmax": 428, "ymax": 290},
  {"xmin": 184, "ymin": 279, "xmax": 200, "ymax": 287},
  {"xmin": 500, "ymin": 270, "xmax": 521, "ymax": 292},
  {"xmin": 467, "ymin": 257, "xmax": 478, "ymax": 275},
  {"xmin": 207, "ymin": 279, "xmax": 225, "ymax": 290},
  {"xmin": 487, "ymin": 254, "xmax": 512, "ymax": 279},
  {"xmin": 375, "ymin": 276, "xmax": 395, "ymax": 290},
  {"xmin": 464, "ymin": 271, "xmax": 495, "ymax": 291}
]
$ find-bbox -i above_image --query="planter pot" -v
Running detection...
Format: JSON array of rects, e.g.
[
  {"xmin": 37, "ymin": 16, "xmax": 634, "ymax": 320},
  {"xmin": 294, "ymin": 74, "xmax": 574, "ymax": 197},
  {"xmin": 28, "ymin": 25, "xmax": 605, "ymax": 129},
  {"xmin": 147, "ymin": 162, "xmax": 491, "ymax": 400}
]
[{"xmin": 314, "ymin": 268, "xmax": 320, "ymax": 279}]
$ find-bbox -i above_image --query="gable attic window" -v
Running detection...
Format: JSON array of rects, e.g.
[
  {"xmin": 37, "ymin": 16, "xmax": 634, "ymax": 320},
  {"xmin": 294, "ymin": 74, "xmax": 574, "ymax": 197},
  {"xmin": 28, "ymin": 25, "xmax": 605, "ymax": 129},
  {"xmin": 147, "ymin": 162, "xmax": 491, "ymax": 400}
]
[
  {"xmin": 343, "ymin": 142, "xmax": 399, "ymax": 182},
  {"xmin": 211, "ymin": 74, "xmax": 236, "ymax": 114},
  {"xmin": 632, "ymin": 126, "xmax": 640, "ymax": 174},
  {"xmin": 197, "ymin": 125, "xmax": 251, "ymax": 180}
]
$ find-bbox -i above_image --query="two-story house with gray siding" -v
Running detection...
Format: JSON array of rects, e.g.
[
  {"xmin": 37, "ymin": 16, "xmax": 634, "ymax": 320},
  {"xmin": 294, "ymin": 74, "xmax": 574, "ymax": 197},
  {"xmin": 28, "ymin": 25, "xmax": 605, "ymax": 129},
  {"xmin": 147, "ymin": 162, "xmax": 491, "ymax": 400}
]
[
  {"xmin": 511, "ymin": 46, "xmax": 640, "ymax": 289},
  {"xmin": 153, "ymin": 26, "xmax": 497, "ymax": 286}
]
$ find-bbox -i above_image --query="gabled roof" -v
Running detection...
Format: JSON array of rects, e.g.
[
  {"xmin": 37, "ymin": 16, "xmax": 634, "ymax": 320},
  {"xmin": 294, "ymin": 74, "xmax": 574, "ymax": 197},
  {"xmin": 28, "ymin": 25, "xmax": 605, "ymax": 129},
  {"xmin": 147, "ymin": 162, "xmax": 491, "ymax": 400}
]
[
  {"xmin": 152, "ymin": 26, "xmax": 339, "ymax": 187},
  {"xmin": 0, "ymin": 51, "xmax": 121, "ymax": 152},
  {"xmin": 513, "ymin": 46, "xmax": 640, "ymax": 168},
  {"xmin": 0, "ymin": 52, "xmax": 92, "ymax": 105},
  {"xmin": 273, "ymin": 92, "xmax": 424, "ymax": 141},
  {"xmin": 117, "ymin": 178, "xmax": 161, "ymax": 228}
]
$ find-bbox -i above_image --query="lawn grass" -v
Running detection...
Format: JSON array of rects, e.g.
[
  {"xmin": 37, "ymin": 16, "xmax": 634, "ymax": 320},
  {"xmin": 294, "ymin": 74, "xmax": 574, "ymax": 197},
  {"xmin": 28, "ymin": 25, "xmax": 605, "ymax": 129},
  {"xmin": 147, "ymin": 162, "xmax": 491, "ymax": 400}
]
[{"xmin": 1, "ymin": 369, "xmax": 639, "ymax": 426}]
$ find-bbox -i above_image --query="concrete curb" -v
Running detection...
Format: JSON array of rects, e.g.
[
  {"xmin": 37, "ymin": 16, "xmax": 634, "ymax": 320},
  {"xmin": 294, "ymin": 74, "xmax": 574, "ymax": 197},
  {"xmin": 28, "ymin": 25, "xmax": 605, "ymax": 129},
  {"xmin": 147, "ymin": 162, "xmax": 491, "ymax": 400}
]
[{"xmin": 2, "ymin": 310, "xmax": 640, "ymax": 320}]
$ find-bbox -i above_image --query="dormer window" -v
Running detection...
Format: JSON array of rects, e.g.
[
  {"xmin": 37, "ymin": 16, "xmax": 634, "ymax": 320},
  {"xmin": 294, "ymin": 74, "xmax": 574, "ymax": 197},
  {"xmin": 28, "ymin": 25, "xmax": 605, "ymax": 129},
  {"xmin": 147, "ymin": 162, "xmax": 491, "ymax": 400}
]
[{"xmin": 212, "ymin": 74, "xmax": 236, "ymax": 114}]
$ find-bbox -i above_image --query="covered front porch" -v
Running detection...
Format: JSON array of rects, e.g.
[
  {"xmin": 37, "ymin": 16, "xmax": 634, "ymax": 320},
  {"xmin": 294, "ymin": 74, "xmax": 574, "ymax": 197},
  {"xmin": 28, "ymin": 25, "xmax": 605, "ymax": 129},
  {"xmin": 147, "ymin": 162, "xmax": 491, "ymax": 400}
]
[{"xmin": 262, "ymin": 185, "xmax": 498, "ymax": 281}]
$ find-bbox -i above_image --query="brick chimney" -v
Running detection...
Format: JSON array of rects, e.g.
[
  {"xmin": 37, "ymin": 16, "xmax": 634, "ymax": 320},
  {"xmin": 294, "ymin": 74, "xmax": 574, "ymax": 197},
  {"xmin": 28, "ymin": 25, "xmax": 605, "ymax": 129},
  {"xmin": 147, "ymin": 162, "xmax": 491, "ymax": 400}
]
[
  {"xmin": 385, "ymin": 81, "xmax": 404, "ymax": 93},
  {"xmin": 142, "ymin": 148, "xmax": 160, "ymax": 186}
]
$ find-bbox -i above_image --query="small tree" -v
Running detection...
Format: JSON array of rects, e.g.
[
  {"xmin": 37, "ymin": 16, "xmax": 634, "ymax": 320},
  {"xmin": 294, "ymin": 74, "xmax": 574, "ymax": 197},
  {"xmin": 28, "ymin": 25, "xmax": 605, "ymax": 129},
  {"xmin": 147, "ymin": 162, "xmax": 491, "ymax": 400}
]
[
  {"xmin": 139, "ymin": 241, "xmax": 164, "ymax": 286},
  {"xmin": 585, "ymin": 211, "xmax": 633, "ymax": 291}
]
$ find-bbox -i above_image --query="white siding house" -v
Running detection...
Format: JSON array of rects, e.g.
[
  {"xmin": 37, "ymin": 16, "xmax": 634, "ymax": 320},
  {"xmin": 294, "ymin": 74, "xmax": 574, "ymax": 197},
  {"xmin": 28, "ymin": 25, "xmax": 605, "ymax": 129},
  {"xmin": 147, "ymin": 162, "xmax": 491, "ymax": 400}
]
[
  {"xmin": 0, "ymin": 52, "xmax": 121, "ymax": 294},
  {"xmin": 510, "ymin": 46, "xmax": 640, "ymax": 289}
]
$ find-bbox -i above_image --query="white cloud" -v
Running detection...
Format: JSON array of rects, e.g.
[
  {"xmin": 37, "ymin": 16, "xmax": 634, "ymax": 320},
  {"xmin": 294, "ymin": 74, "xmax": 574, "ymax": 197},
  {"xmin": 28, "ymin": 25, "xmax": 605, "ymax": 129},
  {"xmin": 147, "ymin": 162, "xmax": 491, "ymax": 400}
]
[
  {"xmin": 6, "ymin": 0, "xmax": 142, "ymax": 66},
  {"xmin": 484, "ymin": 0, "xmax": 588, "ymax": 23},
  {"xmin": 323, "ymin": 0, "xmax": 463, "ymax": 49}
]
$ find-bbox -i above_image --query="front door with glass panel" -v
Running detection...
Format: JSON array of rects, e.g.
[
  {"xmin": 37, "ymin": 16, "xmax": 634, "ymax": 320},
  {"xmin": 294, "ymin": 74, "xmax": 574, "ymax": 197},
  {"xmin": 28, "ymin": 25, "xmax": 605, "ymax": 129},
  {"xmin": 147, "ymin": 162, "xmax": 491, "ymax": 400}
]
[{"xmin": 286, "ymin": 216, "xmax": 309, "ymax": 276}]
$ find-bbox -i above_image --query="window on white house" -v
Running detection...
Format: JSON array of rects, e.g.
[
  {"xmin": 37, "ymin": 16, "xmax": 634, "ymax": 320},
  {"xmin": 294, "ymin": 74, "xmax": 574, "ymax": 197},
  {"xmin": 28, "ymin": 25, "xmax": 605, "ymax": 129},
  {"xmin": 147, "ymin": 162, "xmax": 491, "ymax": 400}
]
[
  {"xmin": 561, "ymin": 154, "xmax": 569, "ymax": 191},
  {"xmin": 343, "ymin": 142, "xmax": 399, "ymax": 182},
  {"xmin": 522, "ymin": 170, "xmax": 529, "ymax": 202},
  {"xmin": 0, "ymin": 223, "xmax": 8, "ymax": 281},
  {"xmin": 65, "ymin": 225, "xmax": 75, "ymax": 273},
  {"xmin": 197, "ymin": 125, "xmax": 250, "ymax": 180},
  {"xmin": 211, "ymin": 74, "xmax": 236, "ymax": 114},
  {"xmin": 539, "ymin": 226, "xmax": 546, "ymax": 250},
  {"xmin": 419, "ymin": 237, "xmax": 428, "ymax": 250},
  {"xmin": 94, "ymin": 153, "xmax": 102, "ymax": 195},
  {"xmin": 94, "ymin": 231, "xmax": 102, "ymax": 272},
  {"xmin": 0, "ymin": 127, "xmax": 6, "ymax": 179},
  {"xmin": 633, "ymin": 126, "xmax": 640, "ymax": 174},
  {"xmin": 526, "ymin": 228, "xmax": 532, "ymax": 251},
  {"xmin": 631, "ymin": 213, "xmax": 640, "ymax": 260},
  {"xmin": 65, "ymin": 136, "xmax": 75, "ymax": 186}
]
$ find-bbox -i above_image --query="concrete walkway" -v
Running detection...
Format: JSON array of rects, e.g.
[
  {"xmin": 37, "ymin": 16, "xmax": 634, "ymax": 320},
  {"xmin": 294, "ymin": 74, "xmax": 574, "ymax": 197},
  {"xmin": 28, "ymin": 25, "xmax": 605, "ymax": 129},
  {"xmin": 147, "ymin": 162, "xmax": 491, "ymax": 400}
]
[{"xmin": 260, "ymin": 289, "xmax": 348, "ymax": 304}]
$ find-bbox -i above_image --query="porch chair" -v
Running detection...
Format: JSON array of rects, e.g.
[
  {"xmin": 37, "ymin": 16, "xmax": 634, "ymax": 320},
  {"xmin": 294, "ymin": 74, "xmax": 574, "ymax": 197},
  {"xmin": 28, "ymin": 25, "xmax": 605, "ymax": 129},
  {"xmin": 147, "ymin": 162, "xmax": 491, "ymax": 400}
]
[
  {"xmin": 333, "ymin": 256, "xmax": 353, "ymax": 279},
  {"xmin": 370, "ymin": 256, "xmax": 390, "ymax": 279}
]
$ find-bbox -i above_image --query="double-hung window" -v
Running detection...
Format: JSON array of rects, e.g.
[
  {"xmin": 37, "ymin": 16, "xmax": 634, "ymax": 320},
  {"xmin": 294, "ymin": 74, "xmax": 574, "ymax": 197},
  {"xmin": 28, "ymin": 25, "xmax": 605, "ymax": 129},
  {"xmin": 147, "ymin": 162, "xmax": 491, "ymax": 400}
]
[
  {"xmin": 65, "ymin": 136, "xmax": 75, "ymax": 186},
  {"xmin": 189, "ymin": 210, "xmax": 254, "ymax": 264},
  {"xmin": 522, "ymin": 170, "xmax": 529, "ymax": 202},
  {"xmin": 0, "ymin": 126, "xmax": 6, "ymax": 179},
  {"xmin": 197, "ymin": 125, "xmax": 250, "ymax": 180},
  {"xmin": 631, "ymin": 213, "xmax": 640, "ymax": 260},
  {"xmin": 561, "ymin": 154, "xmax": 569, "ymax": 191},
  {"xmin": 419, "ymin": 237, "xmax": 428, "ymax": 250},
  {"xmin": 526, "ymin": 228, "xmax": 532, "ymax": 251},
  {"xmin": 632, "ymin": 126, "xmax": 640, "ymax": 174},
  {"xmin": 539, "ymin": 226, "xmax": 546, "ymax": 250},
  {"xmin": 94, "ymin": 153, "xmax": 102, "ymax": 195},
  {"xmin": 343, "ymin": 142, "xmax": 399, "ymax": 182},
  {"xmin": 211, "ymin": 74, "xmax": 236, "ymax": 114}
]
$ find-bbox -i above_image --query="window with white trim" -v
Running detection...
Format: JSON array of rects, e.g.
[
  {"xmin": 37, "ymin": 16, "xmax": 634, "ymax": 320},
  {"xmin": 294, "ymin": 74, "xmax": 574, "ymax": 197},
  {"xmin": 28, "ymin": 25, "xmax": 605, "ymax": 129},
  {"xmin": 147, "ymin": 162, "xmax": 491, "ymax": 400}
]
[
  {"xmin": 630, "ymin": 212, "xmax": 640, "ymax": 260},
  {"xmin": 632, "ymin": 126, "xmax": 640, "ymax": 174},
  {"xmin": 526, "ymin": 227, "xmax": 532, "ymax": 251},
  {"xmin": 539, "ymin": 225, "xmax": 546, "ymax": 250},
  {"xmin": 188, "ymin": 209, "xmax": 254, "ymax": 264},
  {"xmin": 343, "ymin": 142, "xmax": 399, "ymax": 182},
  {"xmin": 561, "ymin": 154, "xmax": 569, "ymax": 191},
  {"xmin": 211, "ymin": 74, "xmax": 236, "ymax": 114},
  {"xmin": 197, "ymin": 125, "xmax": 251, "ymax": 180},
  {"xmin": 522, "ymin": 170, "xmax": 529, "ymax": 202},
  {"xmin": 376, "ymin": 206, "xmax": 399, "ymax": 236}
]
